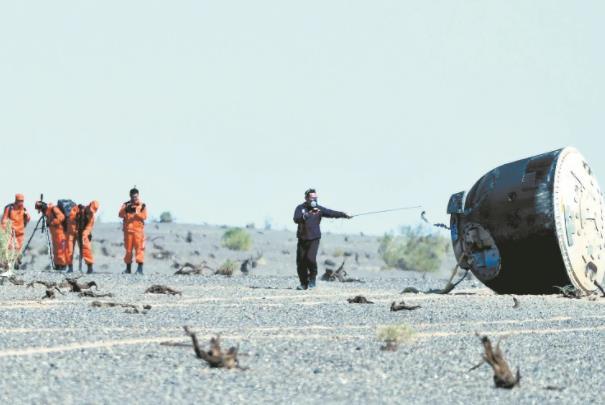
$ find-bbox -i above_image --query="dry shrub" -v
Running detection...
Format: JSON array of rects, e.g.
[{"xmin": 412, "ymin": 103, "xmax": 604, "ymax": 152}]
[
  {"xmin": 0, "ymin": 222, "xmax": 19, "ymax": 274},
  {"xmin": 215, "ymin": 260, "xmax": 237, "ymax": 277},
  {"xmin": 377, "ymin": 324, "xmax": 416, "ymax": 351}
]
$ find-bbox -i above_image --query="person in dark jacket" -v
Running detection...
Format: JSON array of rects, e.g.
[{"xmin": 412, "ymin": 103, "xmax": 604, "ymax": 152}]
[{"xmin": 293, "ymin": 188, "xmax": 351, "ymax": 290}]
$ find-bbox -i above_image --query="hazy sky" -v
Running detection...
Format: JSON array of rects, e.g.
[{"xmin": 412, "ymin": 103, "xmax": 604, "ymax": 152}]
[{"xmin": 1, "ymin": 1, "xmax": 603, "ymax": 235}]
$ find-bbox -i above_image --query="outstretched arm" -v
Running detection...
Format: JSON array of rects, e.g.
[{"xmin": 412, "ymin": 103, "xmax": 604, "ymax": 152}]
[{"xmin": 319, "ymin": 206, "xmax": 350, "ymax": 219}]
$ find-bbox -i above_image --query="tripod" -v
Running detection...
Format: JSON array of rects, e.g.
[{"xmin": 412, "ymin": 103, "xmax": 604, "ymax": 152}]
[{"xmin": 19, "ymin": 214, "xmax": 55, "ymax": 270}]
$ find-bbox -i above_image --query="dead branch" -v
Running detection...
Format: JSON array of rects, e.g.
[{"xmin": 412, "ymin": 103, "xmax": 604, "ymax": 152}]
[
  {"xmin": 380, "ymin": 341, "xmax": 398, "ymax": 352},
  {"xmin": 468, "ymin": 359, "xmax": 485, "ymax": 372},
  {"xmin": 91, "ymin": 301, "xmax": 151, "ymax": 314},
  {"xmin": 174, "ymin": 262, "xmax": 214, "ymax": 275},
  {"xmin": 124, "ymin": 307, "xmax": 149, "ymax": 314},
  {"xmin": 240, "ymin": 259, "xmax": 252, "ymax": 274},
  {"xmin": 27, "ymin": 280, "xmax": 58, "ymax": 289},
  {"xmin": 62, "ymin": 278, "xmax": 97, "ymax": 292},
  {"xmin": 91, "ymin": 301, "xmax": 137, "ymax": 309},
  {"xmin": 321, "ymin": 260, "xmax": 363, "ymax": 283},
  {"xmin": 152, "ymin": 249, "xmax": 174, "ymax": 260},
  {"xmin": 473, "ymin": 335, "xmax": 521, "ymax": 389},
  {"xmin": 182, "ymin": 326, "xmax": 243, "ymax": 370},
  {"xmin": 145, "ymin": 285, "xmax": 182, "ymax": 295},
  {"xmin": 240, "ymin": 252, "xmax": 264, "ymax": 274},
  {"xmin": 101, "ymin": 246, "xmax": 113, "ymax": 257},
  {"xmin": 26, "ymin": 278, "xmax": 97, "ymax": 294},
  {"xmin": 8, "ymin": 276, "xmax": 25, "ymax": 286},
  {"xmin": 390, "ymin": 301, "xmax": 421, "ymax": 311},
  {"xmin": 160, "ymin": 341, "xmax": 192, "ymax": 348},
  {"xmin": 42, "ymin": 287, "xmax": 64, "ymax": 300},
  {"xmin": 347, "ymin": 296, "xmax": 374, "ymax": 304},
  {"xmin": 78, "ymin": 291, "xmax": 114, "ymax": 298}
]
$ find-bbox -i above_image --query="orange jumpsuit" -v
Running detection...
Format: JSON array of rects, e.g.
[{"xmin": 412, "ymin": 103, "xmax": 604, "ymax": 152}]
[
  {"xmin": 66, "ymin": 201, "xmax": 99, "ymax": 265},
  {"xmin": 1, "ymin": 203, "xmax": 31, "ymax": 251},
  {"xmin": 65, "ymin": 205, "xmax": 78, "ymax": 266},
  {"xmin": 45, "ymin": 204, "xmax": 68, "ymax": 267},
  {"xmin": 119, "ymin": 201, "xmax": 147, "ymax": 264}
]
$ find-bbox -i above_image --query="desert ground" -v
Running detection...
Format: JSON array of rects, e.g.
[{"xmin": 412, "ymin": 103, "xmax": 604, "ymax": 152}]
[{"xmin": 0, "ymin": 222, "xmax": 604, "ymax": 404}]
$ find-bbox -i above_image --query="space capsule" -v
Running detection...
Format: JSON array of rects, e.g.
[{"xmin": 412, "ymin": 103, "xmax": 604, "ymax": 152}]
[{"xmin": 448, "ymin": 147, "xmax": 604, "ymax": 294}]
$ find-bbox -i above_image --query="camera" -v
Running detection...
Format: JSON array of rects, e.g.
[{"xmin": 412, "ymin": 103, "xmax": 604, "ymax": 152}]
[{"xmin": 35, "ymin": 201, "xmax": 48, "ymax": 213}]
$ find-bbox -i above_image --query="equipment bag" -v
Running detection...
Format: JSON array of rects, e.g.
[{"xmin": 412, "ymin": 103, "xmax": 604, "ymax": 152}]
[
  {"xmin": 57, "ymin": 199, "xmax": 76, "ymax": 217},
  {"xmin": 57, "ymin": 199, "xmax": 76, "ymax": 231}
]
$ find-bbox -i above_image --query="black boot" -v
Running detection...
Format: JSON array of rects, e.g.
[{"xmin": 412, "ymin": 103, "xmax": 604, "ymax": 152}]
[
  {"xmin": 67, "ymin": 265, "xmax": 73, "ymax": 273},
  {"xmin": 136, "ymin": 263, "xmax": 143, "ymax": 274},
  {"xmin": 86, "ymin": 263, "xmax": 93, "ymax": 274},
  {"xmin": 123, "ymin": 263, "xmax": 132, "ymax": 274}
]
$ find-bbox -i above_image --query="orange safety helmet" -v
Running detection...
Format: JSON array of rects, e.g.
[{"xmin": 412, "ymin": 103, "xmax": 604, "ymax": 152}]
[{"xmin": 89, "ymin": 200, "xmax": 100, "ymax": 213}]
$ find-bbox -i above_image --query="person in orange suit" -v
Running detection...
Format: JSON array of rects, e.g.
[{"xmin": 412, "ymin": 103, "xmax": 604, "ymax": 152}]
[
  {"xmin": 1, "ymin": 194, "xmax": 31, "ymax": 268},
  {"xmin": 119, "ymin": 188, "xmax": 147, "ymax": 274},
  {"xmin": 65, "ymin": 201, "xmax": 99, "ymax": 274},
  {"xmin": 35, "ymin": 200, "xmax": 68, "ymax": 270},
  {"xmin": 65, "ymin": 204, "xmax": 78, "ymax": 273}
]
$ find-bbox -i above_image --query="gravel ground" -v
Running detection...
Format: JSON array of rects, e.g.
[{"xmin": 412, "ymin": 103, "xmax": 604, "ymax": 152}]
[{"xmin": 1, "ymin": 223, "xmax": 604, "ymax": 404}]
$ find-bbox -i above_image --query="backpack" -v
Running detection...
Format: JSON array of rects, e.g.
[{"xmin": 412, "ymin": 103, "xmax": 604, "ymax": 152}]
[
  {"xmin": 57, "ymin": 199, "xmax": 76, "ymax": 230},
  {"xmin": 75, "ymin": 204, "xmax": 91, "ymax": 233},
  {"xmin": 57, "ymin": 200, "xmax": 76, "ymax": 216}
]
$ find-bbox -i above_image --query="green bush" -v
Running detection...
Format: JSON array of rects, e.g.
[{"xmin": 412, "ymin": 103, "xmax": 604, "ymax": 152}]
[
  {"xmin": 221, "ymin": 228, "xmax": 252, "ymax": 251},
  {"xmin": 215, "ymin": 259, "xmax": 237, "ymax": 276},
  {"xmin": 332, "ymin": 248, "xmax": 345, "ymax": 257},
  {"xmin": 378, "ymin": 225, "xmax": 449, "ymax": 272},
  {"xmin": 377, "ymin": 324, "xmax": 416, "ymax": 344},
  {"xmin": 159, "ymin": 211, "xmax": 173, "ymax": 223}
]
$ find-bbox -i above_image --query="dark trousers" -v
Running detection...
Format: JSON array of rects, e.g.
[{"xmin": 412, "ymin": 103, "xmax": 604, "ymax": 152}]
[{"xmin": 296, "ymin": 238, "xmax": 320, "ymax": 287}]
